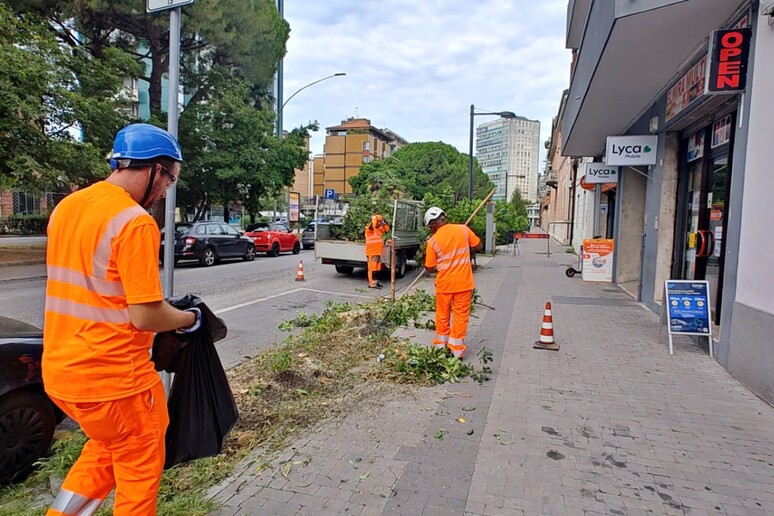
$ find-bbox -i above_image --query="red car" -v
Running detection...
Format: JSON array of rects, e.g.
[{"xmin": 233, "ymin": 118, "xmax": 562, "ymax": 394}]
[{"xmin": 245, "ymin": 222, "xmax": 301, "ymax": 257}]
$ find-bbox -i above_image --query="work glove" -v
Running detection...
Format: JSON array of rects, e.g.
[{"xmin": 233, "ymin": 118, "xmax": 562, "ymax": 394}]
[{"xmin": 176, "ymin": 307, "xmax": 202, "ymax": 334}]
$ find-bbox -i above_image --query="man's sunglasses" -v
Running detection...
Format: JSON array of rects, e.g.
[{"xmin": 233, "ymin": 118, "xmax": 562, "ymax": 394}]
[{"xmin": 159, "ymin": 165, "xmax": 178, "ymax": 184}]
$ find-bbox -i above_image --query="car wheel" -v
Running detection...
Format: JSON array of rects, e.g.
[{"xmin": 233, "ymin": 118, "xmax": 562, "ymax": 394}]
[
  {"xmin": 268, "ymin": 243, "xmax": 280, "ymax": 257},
  {"xmin": 243, "ymin": 244, "xmax": 256, "ymax": 262},
  {"xmin": 0, "ymin": 391, "xmax": 56, "ymax": 484},
  {"xmin": 303, "ymin": 244, "xmax": 313, "ymax": 250},
  {"xmin": 395, "ymin": 254, "xmax": 407, "ymax": 279},
  {"xmin": 200, "ymin": 247, "xmax": 216, "ymax": 267},
  {"xmin": 335, "ymin": 265, "xmax": 354, "ymax": 274},
  {"xmin": 292, "ymin": 242, "xmax": 301, "ymax": 255}
]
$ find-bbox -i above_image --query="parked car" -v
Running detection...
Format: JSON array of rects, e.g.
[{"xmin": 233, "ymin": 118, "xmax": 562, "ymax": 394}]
[
  {"xmin": 245, "ymin": 222, "xmax": 301, "ymax": 256},
  {"xmin": 162, "ymin": 221, "xmax": 256, "ymax": 267},
  {"xmin": 301, "ymin": 221, "xmax": 329, "ymax": 250},
  {"xmin": 0, "ymin": 316, "xmax": 63, "ymax": 484}
]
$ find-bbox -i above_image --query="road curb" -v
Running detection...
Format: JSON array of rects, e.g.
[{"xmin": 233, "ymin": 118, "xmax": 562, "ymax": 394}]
[
  {"xmin": 0, "ymin": 259, "xmax": 46, "ymax": 268},
  {"xmin": 0, "ymin": 275, "xmax": 47, "ymax": 284}
]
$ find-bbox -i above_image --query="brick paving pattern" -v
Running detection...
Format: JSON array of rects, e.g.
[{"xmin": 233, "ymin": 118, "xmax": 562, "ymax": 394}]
[{"xmin": 208, "ymin": 238, "xmax": 774, "ymax": 515}]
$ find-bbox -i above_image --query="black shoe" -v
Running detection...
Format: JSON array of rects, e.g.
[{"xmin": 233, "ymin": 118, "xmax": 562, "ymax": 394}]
[
  {"xmin": 376, "ymin": 281, "xmax": 384, "ymax": 287},
  {"xmin": 369, "ymin": 284, "xmax": 382, "ymax": 289}
]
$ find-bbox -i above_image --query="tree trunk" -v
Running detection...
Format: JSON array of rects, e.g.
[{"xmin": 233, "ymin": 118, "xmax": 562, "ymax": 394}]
[{"xmin": 149, "ymin": 53, "xmax": 164, "ymax": 112}]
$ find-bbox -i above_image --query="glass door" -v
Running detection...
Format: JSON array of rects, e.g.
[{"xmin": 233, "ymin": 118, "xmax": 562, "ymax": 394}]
[
  {"xmin": 705, "ymin": 156, "xmax": 728, "ymax": 323},
  {"xmin": 682, "ymin": 161, "xmax": 704, "ymax": 280}
]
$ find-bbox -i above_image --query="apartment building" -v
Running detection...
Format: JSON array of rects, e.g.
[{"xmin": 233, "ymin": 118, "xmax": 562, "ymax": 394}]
[
  {"xmin": 315, "ymin": 118, "xmax": 407, "ymax": 197},
  {"xmin": 476, "ymin": 116, "xmax": 540, "ymax": 202}
]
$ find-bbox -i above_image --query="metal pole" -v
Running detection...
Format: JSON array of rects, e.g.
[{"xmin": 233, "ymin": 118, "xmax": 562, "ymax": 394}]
[
  {"xmin": 468, "ymin": 104, "xmax": 475, "ymax": 201},
  {"xmin": 161, "ymin": 6, "xmax": 182, "ymax": 395},
  {"xmin": 162, "ymin": 7, "xmax": 181, "ymax": 298},
  {"xmin": 275, "ymin": 0, "xmax": 284, "ymax": 138}
]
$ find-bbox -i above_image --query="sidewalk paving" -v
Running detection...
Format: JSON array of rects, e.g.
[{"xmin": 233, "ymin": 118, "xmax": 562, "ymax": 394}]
[{"xmin": 209, "ymin": 238, "xmax": 774, "ymax": 515}]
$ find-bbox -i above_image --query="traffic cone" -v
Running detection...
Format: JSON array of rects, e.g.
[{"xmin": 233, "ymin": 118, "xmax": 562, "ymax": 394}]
[
  {"xmin": 295, "ymin": 260, "xmax": 306, "ymax": 282},
  {"xmin": 534, "ymin": 301, "xmax": 559, "ymax": 351}
]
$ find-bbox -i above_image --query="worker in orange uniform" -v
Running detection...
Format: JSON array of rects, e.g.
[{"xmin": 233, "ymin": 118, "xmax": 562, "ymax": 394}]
[
  {"xmin": 424, "ymin": 207, "xmax": 482, "ymax": 359},
  {"xmin": 43, "ymin": 123, "xmax": 202, "ymax": 516},
  {"xmin": 365, "ymin": 213, "xmax": 390, "ymax": 289}
]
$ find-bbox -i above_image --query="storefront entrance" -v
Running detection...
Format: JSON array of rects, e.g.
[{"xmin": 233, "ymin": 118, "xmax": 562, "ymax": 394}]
[{"xmin": 677, "ymin": 113, "xmax": 734, "ymax": 326}]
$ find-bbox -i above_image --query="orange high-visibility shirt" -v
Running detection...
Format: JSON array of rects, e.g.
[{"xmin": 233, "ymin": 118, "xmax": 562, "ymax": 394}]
[
  {"xmin": 425, "ymin": 224, "xmax": 481, "ymax": 294},
  {"xmin": 364, "ymin": 216, "xmax": 389, "ymax": 256},
  {"xmin": 42, "ymin": 181, "xmax": 164, "ymax": 402}
]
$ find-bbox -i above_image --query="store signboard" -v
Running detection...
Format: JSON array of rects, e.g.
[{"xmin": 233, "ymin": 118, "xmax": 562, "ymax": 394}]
[
  {"xmin": 289, "ymin": 192, "xmax": 300, "ymax": 223},
  {"xmin": 582, "ymin": 239, "xmax": 614, "ymax": 283},
  {"xmin": 666, "ymin": 56, "xmax": 707, "ymax": 122},
  {"xmin": 605, "ymin": 136, "xmax": 658, "ymax": 166},
  {"xmin": 705, "ymin": 28, "xmax": 751, "ymax": 95},
  {"xmin": 663, "ymin": 280, "xmax": 713, "ymax": 356},
  {"xmin": 585, "ymin": 164, "xmax": 619, "ymax": 184}
]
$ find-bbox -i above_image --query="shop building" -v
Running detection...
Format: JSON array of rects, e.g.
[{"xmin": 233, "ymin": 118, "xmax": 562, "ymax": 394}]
[{"xmin": 563, "ymin": 0, "xmax": 774, "ymax": 402}]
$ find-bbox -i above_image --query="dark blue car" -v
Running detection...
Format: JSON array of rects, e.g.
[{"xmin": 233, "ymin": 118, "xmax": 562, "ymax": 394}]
[{"xmin": 0, "ymin": 316, "xmax": 63, "ymax": 484}]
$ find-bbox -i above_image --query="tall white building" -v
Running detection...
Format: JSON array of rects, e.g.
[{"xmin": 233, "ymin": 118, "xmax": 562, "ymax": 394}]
[{"xmin": 476, "ymin": 116, "xmax": 540, "ymax": 202}]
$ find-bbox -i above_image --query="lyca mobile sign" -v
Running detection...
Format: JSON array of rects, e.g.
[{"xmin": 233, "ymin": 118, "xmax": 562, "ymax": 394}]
[
  {"xmin": 585, "ymin": 164, "xmax": 619, "ymax": 184},
  {"xmin": 605, "ymin": 135, "xmax": 658, "ymax": 166}
]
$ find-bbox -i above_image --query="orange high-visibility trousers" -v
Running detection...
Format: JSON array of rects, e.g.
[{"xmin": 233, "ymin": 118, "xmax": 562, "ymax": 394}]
[
  {"xmin": 367, "ymin": 254, "xmax": 382, "ymax": 286},
  {"xmin": 47, "ymin": 382, "xmax": 168, "ymax": 516},
  {"xmin": 435, "ymin": 289, "xmax": 473, "ymax": 358}
]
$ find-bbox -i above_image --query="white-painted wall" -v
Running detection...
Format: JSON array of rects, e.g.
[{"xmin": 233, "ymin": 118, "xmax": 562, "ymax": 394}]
[{"xmin": 736, "ymin": 18, "xmax": 774, "ymax": 314}]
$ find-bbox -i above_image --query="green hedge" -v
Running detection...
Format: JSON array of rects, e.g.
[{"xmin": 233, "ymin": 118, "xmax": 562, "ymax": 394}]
[{"xmin": 1, "ymin": 214, "xmax": 49, "ymax": 234}]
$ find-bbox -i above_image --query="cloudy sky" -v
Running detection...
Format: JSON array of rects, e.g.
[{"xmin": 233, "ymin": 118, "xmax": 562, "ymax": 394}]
[{"xmin": 280, "ymin": 0, "xmax": 572, "ymax": 164}]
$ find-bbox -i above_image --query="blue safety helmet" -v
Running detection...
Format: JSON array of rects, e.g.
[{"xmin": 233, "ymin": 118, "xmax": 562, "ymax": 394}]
[{"xmin": 109, "ymin": 123, "xmax": 183, "ymax": 169}]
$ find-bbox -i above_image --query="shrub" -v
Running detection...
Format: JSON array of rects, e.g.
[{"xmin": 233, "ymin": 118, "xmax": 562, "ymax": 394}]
[{"xmin": 0, "ymin": 214, "xmax": 49, "ymax": 234}]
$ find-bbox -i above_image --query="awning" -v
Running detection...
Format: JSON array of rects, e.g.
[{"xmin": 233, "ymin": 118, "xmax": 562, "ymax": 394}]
[{"xmin": 562, "ymin": 0, "xmax": 747, "ymax": 157}]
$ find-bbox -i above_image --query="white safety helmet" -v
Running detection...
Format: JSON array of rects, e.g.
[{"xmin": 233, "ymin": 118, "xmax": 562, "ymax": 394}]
[{"xmin": 424, "ymin": 207, "xmax": 445, "ymax": 226}]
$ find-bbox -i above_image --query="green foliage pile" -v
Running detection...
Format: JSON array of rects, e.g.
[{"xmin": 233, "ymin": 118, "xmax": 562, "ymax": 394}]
[{"xmin": 336, "ymin": 195, "xmax": 393, "ymax": 242}]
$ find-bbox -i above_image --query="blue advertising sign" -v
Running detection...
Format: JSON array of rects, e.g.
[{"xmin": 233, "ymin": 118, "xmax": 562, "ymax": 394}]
[
  {"xmin": 324, "ymin": 188, "xmax": 335, "ymax": 199},
  {"xmin": 664, "ymin": 280, "xmax": 713, "ymax": 357}
]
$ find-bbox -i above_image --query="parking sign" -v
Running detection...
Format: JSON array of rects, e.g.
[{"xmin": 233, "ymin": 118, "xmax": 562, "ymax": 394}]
[
  {"xmin": 324, "ymin": 188, "xmax": 335, "ymax": 199},
  {"xmin": 147, "ymin": 0, "xmax": 195, "ymax": 13}
]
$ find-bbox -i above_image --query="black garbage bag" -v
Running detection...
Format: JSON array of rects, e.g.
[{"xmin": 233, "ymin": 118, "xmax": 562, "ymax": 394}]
[{"xmin": 152, "ymin": 294, "xmax": 238, "ymax": 469}]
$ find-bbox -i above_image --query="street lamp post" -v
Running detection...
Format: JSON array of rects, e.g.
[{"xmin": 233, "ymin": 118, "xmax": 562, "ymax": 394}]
[
  {"xmin": 468, "ymin": 104, "xmax": 516, "ymax": 200},
  {"xmin": 276, "ymin": 72, "xmax": 346, "ymax": 137}
]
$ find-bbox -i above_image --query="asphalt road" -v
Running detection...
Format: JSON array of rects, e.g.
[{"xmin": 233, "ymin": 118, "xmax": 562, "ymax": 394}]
[{"xmin": 0, "ymin": 249, "xmax": 424, "ymax": 369}]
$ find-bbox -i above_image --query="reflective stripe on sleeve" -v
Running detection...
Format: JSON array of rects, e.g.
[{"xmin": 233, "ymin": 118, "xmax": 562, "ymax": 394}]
[
  {"xmin": 50, "ymin": 488, "xmax": 103, "ymax": 515},
  {"xmin": 47, "ymin": 265, "xmax": 126, "ymax": 297},
  {"xmin": 45, "ymin": 296, "xmax": 130, "ymax": 324},
  {"xmin": 92, "ymin": 205, "xmax": 149, "ymax": 279}
]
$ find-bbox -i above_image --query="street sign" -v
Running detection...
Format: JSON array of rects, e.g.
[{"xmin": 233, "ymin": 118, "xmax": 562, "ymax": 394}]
[
  {"xmin": 147, "ymin": 0, "xmax": 195, "ymax": 13},
  {"xmin": 663, "ymin": 280, "xmax": 713, "ymax": 356},
  {"xmin": 324, "ymin": 188, "xmax": 335, "ymax": 199}
]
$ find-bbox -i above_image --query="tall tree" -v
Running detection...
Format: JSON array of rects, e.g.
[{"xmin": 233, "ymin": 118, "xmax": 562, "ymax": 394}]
[
  {"xmin": 0, "ymin": 5, "xmax": 140, "ymax": 193},
  {"xmin": 177, "ymin": 66, "xmax": 316, "ymax": 222},
  {"xmin": 7, "ymin": 0, "xmax": 289, "ymax": 112},
  {"xmin": 352, "ymin": 142, "xmax": 494, "ymax": 202}
]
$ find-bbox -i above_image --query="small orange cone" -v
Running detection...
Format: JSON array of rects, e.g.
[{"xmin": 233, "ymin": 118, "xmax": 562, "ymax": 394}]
[
  {"xmin": 295, "ymin": 260, "xmax": 306, "ymax": 282},
  {"xmin": 534, "ymin": 301, "xmax": 559, "ymax": 351}
]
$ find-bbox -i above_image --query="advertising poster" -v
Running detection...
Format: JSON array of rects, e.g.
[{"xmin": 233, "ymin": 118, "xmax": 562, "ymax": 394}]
[
  {"xmin": 582, "ymin": 239, "xmax": 614, "ymax": 283},
  {"xmin": 664, "ymin": 281, "xmax": 711, "ymax": 335},
  {"xmin": 666, "ymin": 56, "xmax": 707, "ymax": 122},
  {"xmin": 289, "ymin": 192, "xmax": 300, "ymax": 223},
  {"xmin": 687, "ymin": 130, "xmax": 704, "ymax": 162},
  {"xmin": 711, "ymin": 115, "xmax": 732, "ymax": 148}
]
